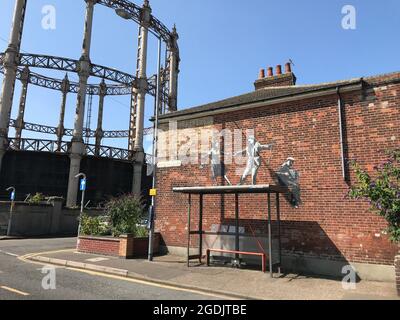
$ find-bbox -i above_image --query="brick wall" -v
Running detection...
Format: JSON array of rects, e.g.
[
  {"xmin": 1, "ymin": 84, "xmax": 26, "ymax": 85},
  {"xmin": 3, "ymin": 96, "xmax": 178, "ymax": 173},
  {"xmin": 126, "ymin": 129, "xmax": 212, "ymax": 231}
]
[
  {"xmin": 155, "ymin": 74, "xmax": 400, "ymax": 266},
  {"xmin": 396, "ymin": 255, "xmax": 400, "ymax": 296},
  {"xmin": 78, "ymin": 236, "xmax": 120, "ymax": 256}
]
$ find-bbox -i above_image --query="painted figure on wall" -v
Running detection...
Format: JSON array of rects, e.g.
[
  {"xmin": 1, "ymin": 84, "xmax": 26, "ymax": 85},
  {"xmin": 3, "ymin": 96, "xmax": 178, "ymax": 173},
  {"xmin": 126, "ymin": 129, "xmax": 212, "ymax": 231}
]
[
  {"xmin": 276, "ymin": 157, "xmax": 301, "ymax": 208},
  {"xmin": 235, "ymin": 136, "xmax": 274, "ymax": 185},
  {"xmin": 201, "ymin": 138, "xmax": 232, "ymax": 185}
]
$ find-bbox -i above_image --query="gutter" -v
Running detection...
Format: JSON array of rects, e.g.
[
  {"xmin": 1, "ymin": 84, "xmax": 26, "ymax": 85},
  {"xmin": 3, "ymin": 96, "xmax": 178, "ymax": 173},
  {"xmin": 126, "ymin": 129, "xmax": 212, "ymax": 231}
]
[{"xmin": 336, "ymin": 86, "xmax": 346, "ymax": 181}]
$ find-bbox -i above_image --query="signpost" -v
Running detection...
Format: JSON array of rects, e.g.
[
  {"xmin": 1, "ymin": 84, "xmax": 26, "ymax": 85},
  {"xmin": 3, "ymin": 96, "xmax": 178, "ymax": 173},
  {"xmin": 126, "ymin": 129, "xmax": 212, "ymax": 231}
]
[
  {"xmin": 75, "ymin": 173, "xmax": 86, "ymax": 248},
  {"xmin": 6, "ymin": 187, "xmax": 16, "ymax": 236}
]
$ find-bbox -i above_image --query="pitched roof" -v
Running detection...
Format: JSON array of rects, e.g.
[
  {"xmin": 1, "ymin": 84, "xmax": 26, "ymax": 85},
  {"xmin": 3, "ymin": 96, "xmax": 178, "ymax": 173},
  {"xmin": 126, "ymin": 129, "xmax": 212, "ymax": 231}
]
[{"xmin": 159, "ymin": 71, "xmax": 400, "ymax": 120}]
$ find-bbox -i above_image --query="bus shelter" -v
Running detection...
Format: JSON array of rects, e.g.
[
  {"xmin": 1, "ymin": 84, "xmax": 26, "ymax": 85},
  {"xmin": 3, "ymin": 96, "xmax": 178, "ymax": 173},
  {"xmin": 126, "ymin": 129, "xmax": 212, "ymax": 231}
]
[{"xmin": 173, "ymin": 185, "xmax": 288, "ymax": 278}]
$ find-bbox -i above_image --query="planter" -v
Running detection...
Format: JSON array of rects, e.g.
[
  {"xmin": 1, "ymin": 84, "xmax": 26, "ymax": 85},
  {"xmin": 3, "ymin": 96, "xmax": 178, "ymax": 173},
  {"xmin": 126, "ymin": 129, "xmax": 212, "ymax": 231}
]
[
  {"xmin": 396, "ymin": 255, "xmax": 400, "ymax": 296},
  {"xmin": 77, "ymin": 233, "xmax": 161, "ymax": 259}
]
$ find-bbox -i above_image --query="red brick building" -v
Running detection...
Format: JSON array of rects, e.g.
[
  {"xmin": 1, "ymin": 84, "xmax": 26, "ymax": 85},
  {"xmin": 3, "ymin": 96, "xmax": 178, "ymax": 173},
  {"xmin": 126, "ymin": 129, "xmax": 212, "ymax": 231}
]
[{"xmin": 154, "ymin": 63, "xmax": 399, "ymax": 281}]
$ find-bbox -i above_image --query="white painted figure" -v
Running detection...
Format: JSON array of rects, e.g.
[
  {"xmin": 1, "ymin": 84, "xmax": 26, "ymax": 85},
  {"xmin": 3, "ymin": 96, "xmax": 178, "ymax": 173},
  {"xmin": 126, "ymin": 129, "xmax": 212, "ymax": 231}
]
[
  {"xmin": 201, "ymin": 138, "xmax": 232, "ymax": 185},
  {"xmin": 236, "ymin": 136, "xmax": 274, "ymax": 185}
]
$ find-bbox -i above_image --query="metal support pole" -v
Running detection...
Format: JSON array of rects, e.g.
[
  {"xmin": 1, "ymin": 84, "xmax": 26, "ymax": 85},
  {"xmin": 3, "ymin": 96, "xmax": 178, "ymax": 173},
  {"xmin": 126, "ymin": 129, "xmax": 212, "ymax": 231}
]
[
  {"xmin": 187, "ymin": 193, "xmax": 192, "ymax": 267},
  {"xmin": 148, "ymin": 38, "xmax": 162, "ymax": 262},
  {"xmin": 268, "ymin": 193, "xmax": 273, "ymax": 278},
  {"xmin": 276, "ymin": 192, "xmax": 282, "ymax": 275},
  {"xmin": 66, "ymin": 0, "xmax": 96, "ymax": 207},
  {"xmin": 235, "ymin": 193, "xmax": 240, "ymax": 260},
  {"xmin": 199, "ymin": 194, "xmax": 203, "ymax": 263},
  {"xmin": 95, "ymin": 79, "xmax": 106, "ymax": 156},
  {"xmin": 6, "ymin": 187, "xmax": 15, "ymax": 236},
  {"xmin": 75, "ymin": 172, "xmax": 86, "ymax": 249},
  {"xmin": 57, "ymin": 74, "xmax": 69, "ymax": 151},
  {"xmin": 0, "ymin": 0, "xmax": 27, "ymax": 172},
  {"xmin": 15, "ymin": 66, "xmax": 30, "ymax": 149}
]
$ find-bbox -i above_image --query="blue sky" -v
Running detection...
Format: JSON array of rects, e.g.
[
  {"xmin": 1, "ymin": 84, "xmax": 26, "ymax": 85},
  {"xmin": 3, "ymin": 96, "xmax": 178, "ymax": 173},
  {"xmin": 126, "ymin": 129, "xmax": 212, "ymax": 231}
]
[{"xmin": 1, "ymin": 0, "xmax": 399, "ymax": 151}]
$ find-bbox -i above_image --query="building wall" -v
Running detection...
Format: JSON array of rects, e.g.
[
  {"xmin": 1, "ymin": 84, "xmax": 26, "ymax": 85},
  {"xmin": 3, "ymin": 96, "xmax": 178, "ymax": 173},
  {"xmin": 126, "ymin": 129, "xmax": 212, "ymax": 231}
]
[{"xmin": 155, "ymin": 76, "xmax": 400, "ymax": 268}]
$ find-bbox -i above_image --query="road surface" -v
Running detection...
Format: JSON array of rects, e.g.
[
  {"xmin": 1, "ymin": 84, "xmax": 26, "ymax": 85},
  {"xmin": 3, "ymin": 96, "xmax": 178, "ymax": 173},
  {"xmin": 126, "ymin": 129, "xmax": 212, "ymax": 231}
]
[{"xmin": 0, "ymin": 238, "xmax": 219, "ymax": 300}]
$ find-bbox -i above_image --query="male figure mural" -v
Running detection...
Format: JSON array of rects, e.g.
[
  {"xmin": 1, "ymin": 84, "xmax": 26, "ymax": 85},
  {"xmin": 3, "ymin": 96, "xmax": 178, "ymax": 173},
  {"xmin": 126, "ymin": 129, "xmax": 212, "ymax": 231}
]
[
  {"xmin": 235, "ymin": 136, "xmax": 274, "ymax": 185},
  {"xmin": 201, "ymin": 138, "xmax": 232, "ymax": 185},
  {"xmin": 276, "ymin": 157, "xmax": 301, "ymax": 208}
]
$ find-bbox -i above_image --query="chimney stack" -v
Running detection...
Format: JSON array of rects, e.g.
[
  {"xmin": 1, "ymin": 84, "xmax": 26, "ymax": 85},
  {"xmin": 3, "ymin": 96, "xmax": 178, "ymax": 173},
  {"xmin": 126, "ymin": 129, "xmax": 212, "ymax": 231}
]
[
  {"xmin": 285, "ymin": 62, "xmax": 292, "ymax": 73},
  {"xmin": 258, "ymin": 68, "xmax": 265, "ymax": 79},
  {"xmin": 276, "ymin": 65, "xmax": 282, "ymax": 75},
  {"xmin": 254, "ymin": 61, "xmax": 297, "ymax": 90}
]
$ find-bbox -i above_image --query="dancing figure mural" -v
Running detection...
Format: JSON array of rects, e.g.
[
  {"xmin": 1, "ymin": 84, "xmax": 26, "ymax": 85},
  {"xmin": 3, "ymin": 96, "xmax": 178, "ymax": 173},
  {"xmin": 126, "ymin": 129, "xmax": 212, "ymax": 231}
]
[
  {"xmin": 201, "ymin": 138, "xmax": 232, "ymax": 185},
  {"xmin": 235, "ymin": 136, "xmax": 274, "ymax": 185}
]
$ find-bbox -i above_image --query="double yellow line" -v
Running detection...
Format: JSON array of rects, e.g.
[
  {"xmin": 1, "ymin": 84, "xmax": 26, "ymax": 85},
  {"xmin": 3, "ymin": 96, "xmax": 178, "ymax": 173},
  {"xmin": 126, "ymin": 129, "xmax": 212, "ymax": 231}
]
[{"xmin": 0, "ymin": 285, "xmax": 30, "ymax": 296}]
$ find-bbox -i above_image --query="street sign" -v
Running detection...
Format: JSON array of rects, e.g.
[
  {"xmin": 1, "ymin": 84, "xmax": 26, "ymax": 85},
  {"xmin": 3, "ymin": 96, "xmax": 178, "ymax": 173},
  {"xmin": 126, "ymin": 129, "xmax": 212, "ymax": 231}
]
[
  {"xmin": 149, "ymin": 189, "xmax": 157, "ymax": 196},
  {"xmin": 80, "ymin": 178, "xmax": 87, "ymax": 191},
  {"xmin": 10, "ymin": 191, "xmax": 15, "ymax": 201}
]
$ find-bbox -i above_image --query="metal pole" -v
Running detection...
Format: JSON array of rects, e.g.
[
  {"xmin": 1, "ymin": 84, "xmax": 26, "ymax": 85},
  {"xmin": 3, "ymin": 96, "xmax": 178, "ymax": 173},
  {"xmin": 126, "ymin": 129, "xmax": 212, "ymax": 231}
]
[
  {"xmin": 268, "ymin": 193, "xmax": 273, "ymax": 278},
  {"xmin": 199, "ymin": 194, "xmax": 203, "ymax": 263},
  {"xmin": 187, "ymin": 193, "xmax": 192, "ymax": 267},
  {"xmin": 75, "ymin": 173, "xmax": 86, "ymax": 246},
  {"xmin": 276, "ymin": 192, "xmax": 282, "ymax": 276},
  {"xmin": 148, "ymin": 38, "xmax": 162, "ymax": 262},
  {"xmin": 235, "ymin": 193, "xmax": 239, "ymax": 260},
  {"xmin": 6, "ymin": 187, "xmax": 15, "ymax": 236}
]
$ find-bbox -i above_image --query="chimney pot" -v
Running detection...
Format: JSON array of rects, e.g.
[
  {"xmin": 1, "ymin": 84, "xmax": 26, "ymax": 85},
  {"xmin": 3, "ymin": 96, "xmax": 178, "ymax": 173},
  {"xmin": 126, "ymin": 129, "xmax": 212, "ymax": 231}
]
[
  {"xmin": 259, "ymin": 69, "xmax": 265, "ymax": 79},
  {"xmin": 267, "ymin": 67, "xmax": 273, "ymax": 77},
  {"xmin": 276, "ymin": 65, "xmax": 282, "ymax": 75},
  {"xmin": 285, "ymin": 62, "xmax": 292, "ymax": 73}
]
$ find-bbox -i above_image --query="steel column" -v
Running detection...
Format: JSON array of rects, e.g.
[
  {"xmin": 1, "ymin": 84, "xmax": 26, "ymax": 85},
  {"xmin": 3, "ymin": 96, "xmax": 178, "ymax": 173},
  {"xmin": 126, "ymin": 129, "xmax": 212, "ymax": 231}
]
[
  {"xmin": 131, "ymin": 0, "xmax": 151, "ymax": 196},
  {"xmin": 57, "ymin": 74, "xmax": 70, "ymax": 151},
  {"xmin": 67, "ymin": 0, "xmax": 97, "ymax": 207},
  {"xmin": 15, "ymin": 66, "xmax": 30, "ymax": 148},
  {"xmin": 0, "ymin": 0, "xmax": 27, "ymax": 171},
  {"xmin": 168, "ymin": 25, "xmax": 179, "ymax": 112},
  {"xmin": 95, "ymin": 79, "xmax": 106, "ymax": 155}
]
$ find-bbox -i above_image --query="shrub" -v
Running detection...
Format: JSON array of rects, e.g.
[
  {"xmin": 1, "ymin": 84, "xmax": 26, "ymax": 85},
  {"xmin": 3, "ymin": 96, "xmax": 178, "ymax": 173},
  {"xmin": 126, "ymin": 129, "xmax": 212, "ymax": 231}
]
[
  {"xmin": 80, "ymin": 214, "xmax": 110, "ymax": 236},
  {"xmin": 27, "ymin": 193, "xmax": 46, "ymax": 204},
  {"xmin": 105, "ymin": 194, "xmax": 145, "ymax": 237},
  {"xmin": 135, "ymin": 225, "xmax": 149, "ymax": 238},
  {"xmin": 349, "ymin": 149, "xmax": 400, "ymax": 243}
]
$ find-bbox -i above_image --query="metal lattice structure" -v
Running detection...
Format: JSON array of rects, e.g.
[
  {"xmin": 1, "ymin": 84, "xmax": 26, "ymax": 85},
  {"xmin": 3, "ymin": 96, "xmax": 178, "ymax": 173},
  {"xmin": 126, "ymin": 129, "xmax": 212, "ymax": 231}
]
[{"xmin": 0, "ymin": 0, "xmax": 180, "ymax": 206}]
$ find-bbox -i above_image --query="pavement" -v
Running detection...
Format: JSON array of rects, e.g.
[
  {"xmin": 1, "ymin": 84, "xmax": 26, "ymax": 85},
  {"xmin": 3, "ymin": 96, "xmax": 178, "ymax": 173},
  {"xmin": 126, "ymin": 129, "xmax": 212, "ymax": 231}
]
[{"xmin": 1, "ymin": 237, "xmax": 399, "ymax": 300}]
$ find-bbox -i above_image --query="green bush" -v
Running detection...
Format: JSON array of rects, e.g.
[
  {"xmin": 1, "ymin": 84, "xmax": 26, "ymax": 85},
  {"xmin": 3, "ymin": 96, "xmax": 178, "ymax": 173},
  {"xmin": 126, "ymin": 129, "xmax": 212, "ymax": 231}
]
[
  {"xmin": 80, "ymin": 214, "xmax": 110, "ymax": 236},
  {"xmin": 105, "ymin": 194, "xmax": 145, "ymax": 237},
  {"xmin": 349, "ymin": 149, "xmax": 400, "ymax": 243},
  {"xmin": 135, "ymin": 225, "xmax": 149, "ymax": 238},
  {"xmin": 28, "ymin": 193, "xmax": 46, "ymax": 204}
]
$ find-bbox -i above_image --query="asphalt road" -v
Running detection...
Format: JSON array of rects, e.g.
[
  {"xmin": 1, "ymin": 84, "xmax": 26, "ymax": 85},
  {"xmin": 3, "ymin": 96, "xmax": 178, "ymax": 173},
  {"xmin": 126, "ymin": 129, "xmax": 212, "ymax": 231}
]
[{"xmin": 0, "ymin": 238, "xmax": 219, "ymax": 300}]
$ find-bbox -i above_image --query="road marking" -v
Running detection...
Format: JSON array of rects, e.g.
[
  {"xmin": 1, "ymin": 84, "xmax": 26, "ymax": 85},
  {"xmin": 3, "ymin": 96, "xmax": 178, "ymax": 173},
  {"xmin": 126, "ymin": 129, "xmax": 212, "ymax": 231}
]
[
  {"xmin": 19, "ymin": 248, "xmax": 240, "ymax": 300},
  {"xmin": 66, "ymin": 267, "xmax": 236, "ymax": 300},
  {"xmin": 0, "ymin": 286, "xmax": 30, "ymax": 296},
  {"xmin": 0, "ymin": 250, "xmax": 19, "ymax": 257},
  {"xmin": 86, "ymin": 257, "xmax": 109, "ymax": 263}
]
